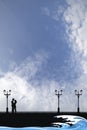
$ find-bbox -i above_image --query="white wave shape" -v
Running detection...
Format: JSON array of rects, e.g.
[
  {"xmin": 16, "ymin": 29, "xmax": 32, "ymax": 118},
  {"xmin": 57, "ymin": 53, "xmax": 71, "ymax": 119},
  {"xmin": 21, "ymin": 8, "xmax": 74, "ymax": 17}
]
[{"xmin": 53, "ymin": 115, "xmax": 87, "ymax": 129}]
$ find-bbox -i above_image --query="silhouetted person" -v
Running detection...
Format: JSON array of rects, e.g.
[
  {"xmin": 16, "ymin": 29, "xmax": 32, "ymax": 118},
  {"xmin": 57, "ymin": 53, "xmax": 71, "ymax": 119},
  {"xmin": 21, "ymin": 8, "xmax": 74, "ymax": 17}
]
[
  {"xmin": 11, "ymin": 98, "xmax": 14, "ymax": 113},
  {"xmin": 14, "ymin": 99, "xmax": 17, "ymax": 112},
  {"xmin": 11, "ymin": 98, "xmax": 17, "ymax": 113}
]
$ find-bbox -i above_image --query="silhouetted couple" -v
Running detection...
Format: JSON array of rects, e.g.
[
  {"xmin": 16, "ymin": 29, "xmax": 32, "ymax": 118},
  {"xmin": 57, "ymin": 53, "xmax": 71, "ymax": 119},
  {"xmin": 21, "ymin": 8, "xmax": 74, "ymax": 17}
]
[{"xmin": 11, "ymin": 98, "xmax": 17, "ymax": 113}]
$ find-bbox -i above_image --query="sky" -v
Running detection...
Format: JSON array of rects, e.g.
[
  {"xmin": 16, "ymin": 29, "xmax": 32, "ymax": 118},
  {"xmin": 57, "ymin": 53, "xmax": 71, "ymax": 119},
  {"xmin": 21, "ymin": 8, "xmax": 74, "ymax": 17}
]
[{"xmin": 0, "ymin": 0, "xmax": 87, "ymax": 112}]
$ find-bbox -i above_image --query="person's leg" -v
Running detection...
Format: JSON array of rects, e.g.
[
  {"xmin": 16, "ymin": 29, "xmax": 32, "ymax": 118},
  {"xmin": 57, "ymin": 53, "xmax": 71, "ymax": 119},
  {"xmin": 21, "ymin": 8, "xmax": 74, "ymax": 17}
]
[
  {"xmin": 15, "ymin": 107, "xmax": 16, "ymax": 113},
  {"xmin": 14, "ymin": 106, "xmax": 16, "ymax": 113},
  {"xmin": 12, "ymin": 106, "xmax": 14, "ymax": 113},
  {"xmin": 13, "ymin": 104, "xmax": 15, "ymax": 113}
]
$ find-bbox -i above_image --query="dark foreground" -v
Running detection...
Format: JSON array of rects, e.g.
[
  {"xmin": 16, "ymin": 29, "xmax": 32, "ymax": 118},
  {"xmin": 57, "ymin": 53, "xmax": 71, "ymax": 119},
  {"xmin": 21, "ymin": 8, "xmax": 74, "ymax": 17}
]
[{"xmin": 0, "ymin": 112, "xmax": 87, "ymax": 127}]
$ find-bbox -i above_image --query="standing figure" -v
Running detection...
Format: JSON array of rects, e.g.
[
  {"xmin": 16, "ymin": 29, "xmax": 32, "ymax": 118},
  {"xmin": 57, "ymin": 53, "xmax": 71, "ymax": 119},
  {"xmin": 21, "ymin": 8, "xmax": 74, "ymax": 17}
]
[
  {"xmin": 14, "ymin": 99, "xmax": 17, "ymax": 112},
  {"xmin": 11, "ymin": 98, "xmax": 14, "ymax": 113},
  {"xmin": 11, "ymin": 98, "xmax": 17, "ymax": 113}
]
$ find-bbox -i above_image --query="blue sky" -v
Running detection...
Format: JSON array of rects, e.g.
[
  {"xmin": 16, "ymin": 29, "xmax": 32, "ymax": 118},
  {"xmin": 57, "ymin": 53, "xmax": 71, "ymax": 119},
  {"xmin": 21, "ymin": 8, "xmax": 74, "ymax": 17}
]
[
  {"xmin": 0, "ymin": 0, "xmax": 79, "ymax": 82},
  {"xmin": 0, "ymin": 0, "xmax": 87, "ymax": 111}
]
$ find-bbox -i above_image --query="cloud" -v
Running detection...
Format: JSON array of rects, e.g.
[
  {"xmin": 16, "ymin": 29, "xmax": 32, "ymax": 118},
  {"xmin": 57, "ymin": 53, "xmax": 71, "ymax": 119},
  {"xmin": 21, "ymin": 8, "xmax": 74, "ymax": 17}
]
[
  {"xmin": 0, "ymin": 52, "xmax": 60, "ymax": 112},
  {"xmin": 64, "ymin": 0, "xmax": 87, "ymax": 74},
  {"xmin": 62, "ymin": 0, "xmax": 85, "ymax": 70},
  {"xmin": 1, "ymin": 1, "xmax": 87, "ymax": 112},
  {"xmin": 60, "ymin": 0, "xmax": 87, "ymax": 111},
  {"xmin": 0, "ymin": 51, "xmax": 80, "ymax": 112},
  {"xmin": 13, "ymin": 52, "xmax": 48, "ymax": 80},
  {"xmin": 43, "ymin": 0, "xmax": 87, "ymax": 111}
]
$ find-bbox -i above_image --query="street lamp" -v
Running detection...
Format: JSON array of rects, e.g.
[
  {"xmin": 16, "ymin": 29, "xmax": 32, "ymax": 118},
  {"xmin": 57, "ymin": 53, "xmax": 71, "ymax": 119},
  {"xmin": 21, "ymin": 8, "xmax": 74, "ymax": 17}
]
[
  {"xmin": 75, "ymin": 89, "xmax": 83, "ymax": 113},
  {"xmin": 3, "ymin": 90, "xmax": 11, "ymax": 113},
  {"xmin": 55, "ymin": 89, "xmax": 63, "ymax": 113}
]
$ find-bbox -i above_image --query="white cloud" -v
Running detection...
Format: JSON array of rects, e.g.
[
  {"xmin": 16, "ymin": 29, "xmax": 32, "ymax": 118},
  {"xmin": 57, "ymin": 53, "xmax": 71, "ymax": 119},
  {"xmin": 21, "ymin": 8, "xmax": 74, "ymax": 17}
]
[
  {"xmin": 60, "ymin": 0, "xmax": 87, "ymax": 111},
  {"xmin": 0, "ymin": 52, "xmax": 81, "ymax": 112},
  {"xmin": 0, "ymin": 52, "xmax": 60, "ymax": 112},
  {"xmin": 41, "ymin": 0, "xmax": 87, "ymax": 111},
  {"xmin": 60, "ymin": 0, "xmax": 87, "ymax": 76},
  {"xmin": 14, "ymin": 53, "xmax": 47, "ymax": 80},
  {"xmin": 2, "ymin": 0, "xmax": 87, "ymax": 111},
  {"xmin": 0, "ymin": 70, "xmax": 60, "ymax": 112},
  {"xmin": 1, "ymin": 1, "xmax": 87, "ymax": 112},
  {"xmin": 64, "ymin": 0, "xmax": 87, "ymax": 57}
]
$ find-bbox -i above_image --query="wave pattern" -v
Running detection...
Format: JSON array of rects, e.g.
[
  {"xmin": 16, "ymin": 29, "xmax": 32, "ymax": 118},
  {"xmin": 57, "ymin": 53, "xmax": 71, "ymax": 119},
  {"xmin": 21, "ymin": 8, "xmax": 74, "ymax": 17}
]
[{"xmin": 52, "ymin": 115, "xmax": 87, "ymax": 129}]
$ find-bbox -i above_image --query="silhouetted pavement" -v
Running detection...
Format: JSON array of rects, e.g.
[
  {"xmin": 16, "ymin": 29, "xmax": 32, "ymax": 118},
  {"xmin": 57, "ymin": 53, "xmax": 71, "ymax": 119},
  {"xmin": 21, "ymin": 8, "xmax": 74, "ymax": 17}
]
[{"xmin": 0, "ymin": 112, "xmax": 86, "ymax": 127}]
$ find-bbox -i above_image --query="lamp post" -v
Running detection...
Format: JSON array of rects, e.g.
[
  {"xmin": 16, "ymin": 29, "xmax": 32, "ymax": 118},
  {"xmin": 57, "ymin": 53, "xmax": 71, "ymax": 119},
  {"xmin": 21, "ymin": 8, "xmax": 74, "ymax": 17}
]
[
  {"xmin": 75, "ymin": 89, "xmax": 83, "ymax": 113},
  {"xmin": 3, "ymin": 90, "xmax": 11, "ymax": 113},
  {"xmin": 55, "ymin": 89, "xmax": 63, "ymax": 113}
]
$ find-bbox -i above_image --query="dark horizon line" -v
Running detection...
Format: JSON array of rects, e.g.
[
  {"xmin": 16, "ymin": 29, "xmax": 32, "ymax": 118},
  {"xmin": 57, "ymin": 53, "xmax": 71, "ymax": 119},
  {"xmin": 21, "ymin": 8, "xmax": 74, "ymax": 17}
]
[{"xmin": 0, "ymin": 111, "xmax": 87, "ymax": 113}]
